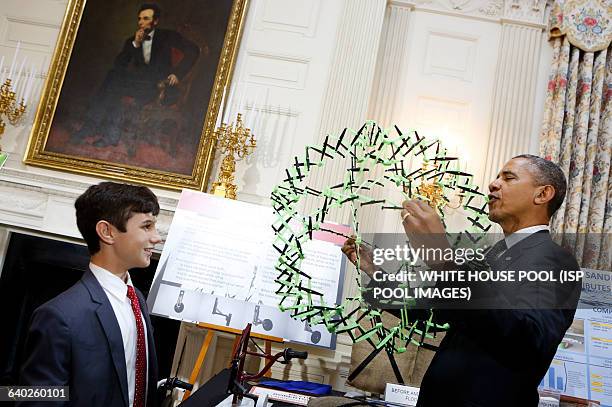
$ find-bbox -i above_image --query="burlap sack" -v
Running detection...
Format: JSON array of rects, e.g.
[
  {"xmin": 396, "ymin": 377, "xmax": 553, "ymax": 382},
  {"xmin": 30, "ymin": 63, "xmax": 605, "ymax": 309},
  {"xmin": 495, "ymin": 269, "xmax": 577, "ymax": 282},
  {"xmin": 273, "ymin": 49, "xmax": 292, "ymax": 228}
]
[{"xmin": 345, "ymin": 312, "xmax": 445, "ymax": 394}]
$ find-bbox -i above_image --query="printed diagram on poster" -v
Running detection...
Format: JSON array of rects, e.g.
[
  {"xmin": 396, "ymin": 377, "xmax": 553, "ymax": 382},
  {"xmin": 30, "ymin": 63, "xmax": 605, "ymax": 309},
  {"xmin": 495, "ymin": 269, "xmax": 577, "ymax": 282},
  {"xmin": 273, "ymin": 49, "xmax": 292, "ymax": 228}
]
[
  {"xmin": 147, "ymin": 189, "xmax": 348, "ymax": 348},
  {"xmin": 539, "ymin": 269, "xmax": 612, "ymax": 407}
]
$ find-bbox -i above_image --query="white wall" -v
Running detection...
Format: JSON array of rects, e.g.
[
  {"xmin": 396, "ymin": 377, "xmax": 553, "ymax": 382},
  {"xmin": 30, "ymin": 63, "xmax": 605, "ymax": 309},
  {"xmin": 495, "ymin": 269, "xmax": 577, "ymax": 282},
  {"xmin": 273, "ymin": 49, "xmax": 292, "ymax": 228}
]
[
  {"xmin": 365, "ymin": 0, "xmax": 552, "ymax": 237},
  {"xmin": 0, "ymin": 0, "xmax": 63, "ymax": 160},
  {"xmin": 225, "ymin": 0, "xmax": 345, "ymax": 204}
]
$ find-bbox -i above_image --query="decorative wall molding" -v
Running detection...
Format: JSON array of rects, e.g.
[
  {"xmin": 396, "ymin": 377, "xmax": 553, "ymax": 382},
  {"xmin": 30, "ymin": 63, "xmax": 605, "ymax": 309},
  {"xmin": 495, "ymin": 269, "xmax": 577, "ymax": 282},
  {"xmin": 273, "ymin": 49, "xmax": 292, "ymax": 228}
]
[
  {"xmin": 389, "ymin": 0, "xmax": 417, "ymax": 9},
  {"xmin": 244, "ymin": 103, "xmax": 300, "ymax": 118},
  {"xmin": 254, "ymin": 0, "xmax": 321, "ymax": 37},
  {"xmin": 246, "ymin": 50, "xmax": 312, "ymax": 65},
  {"xmin": 245, "ymin": 50, "xmax": 310, "ymax": 89},
  {"xmin": 5, "ymin": 15, "xmax": 60, "ymax": 29},
  {"xmin": 423, "ymin": 30, "xmax": 478, "ymax": 81},
  {"xmin": 0, "ymin": 169, "xmax": 177, "ymax": 243},
  {"xmin": 479, "ymin": 0, "xmax": 504, "ymax": 16},
  {"xmin": 0, "ymin": 184, "xmax": 48, "ymax": 212},
  {"xmin": 0, "ymin": 183, "xmax": 47, "ymax": 229},
  {"xmin": 41, "ymin": 195, "xmax": 81, "ymax": 237},
  {"xmin": 414, "ymin": 0, "xmax": 504, "ymax": 16},
  {"xmin": 387, "ymin": 0, "xmax": 547, "ymax": 26},
  {"xmin": 0, "ymin": 167, "xmax": 179, "ymax": 209},
  {"xmin": 0, "ymin": 69, "xmax": 46, "ymax": 80},
  {"xmin": 502, "ymin": 0, "xmax": 546, "ymax": 25},
  {"xmin": 4, "ymin": 15, "xmax": 60, "ymax": 48}
]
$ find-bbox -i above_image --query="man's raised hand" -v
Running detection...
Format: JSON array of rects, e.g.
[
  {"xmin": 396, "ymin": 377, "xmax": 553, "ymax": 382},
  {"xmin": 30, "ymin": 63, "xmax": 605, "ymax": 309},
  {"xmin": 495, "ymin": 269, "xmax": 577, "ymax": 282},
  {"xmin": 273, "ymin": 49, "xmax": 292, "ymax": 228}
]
[
  {"xmin": 341, "ymin": 236, "xmax": 377, "ymax": 278},
  {"xmin": 401, "ymin": 199, "xmax": 451, "ymax": 266},
  {"xmin": 134, "ymin": 29, "xmax": 145, "ymax": 47}
]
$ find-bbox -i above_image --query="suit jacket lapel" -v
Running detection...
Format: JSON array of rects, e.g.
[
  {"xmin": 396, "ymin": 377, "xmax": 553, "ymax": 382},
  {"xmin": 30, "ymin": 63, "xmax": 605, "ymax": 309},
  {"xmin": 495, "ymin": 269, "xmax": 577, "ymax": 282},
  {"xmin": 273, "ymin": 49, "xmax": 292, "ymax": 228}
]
[
  {"xmin": 149, "ymin": 29, "xmax": 162, "ymax": 66},
  {"xmin": 82, "ymin": 270, "xmax": 130, "ymax": 407},
  {"xmin": 493, "ymin": 230, "xmax": 551, "ymax": 270}
]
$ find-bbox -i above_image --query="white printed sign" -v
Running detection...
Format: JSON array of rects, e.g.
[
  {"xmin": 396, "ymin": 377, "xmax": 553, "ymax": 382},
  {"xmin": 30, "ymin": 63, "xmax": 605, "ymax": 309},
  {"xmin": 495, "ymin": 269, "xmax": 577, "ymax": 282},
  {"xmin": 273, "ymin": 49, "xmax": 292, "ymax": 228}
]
[
  {"xmin": 385, "ymin": 383, "xmax": 420, "ymax": 406},
  {"xmin": 147, "ymin": 189, "xmax": 349, "ymax": 348}
]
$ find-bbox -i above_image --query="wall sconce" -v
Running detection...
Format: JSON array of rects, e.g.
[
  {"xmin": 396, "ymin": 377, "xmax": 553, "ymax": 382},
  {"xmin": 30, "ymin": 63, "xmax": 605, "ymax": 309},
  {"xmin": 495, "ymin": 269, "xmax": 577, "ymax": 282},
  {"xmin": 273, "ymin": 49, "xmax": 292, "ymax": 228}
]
[
  {"xmin": 0, "ymin": 42, "xmax": 36, "ymax": 151},
  {"xmin": 0, "ymin": 78, "xmax": 27, "ymax": 136},
  {"xmin": 211, "ymin": 113, "xmax": 257, "ymax": 199}
]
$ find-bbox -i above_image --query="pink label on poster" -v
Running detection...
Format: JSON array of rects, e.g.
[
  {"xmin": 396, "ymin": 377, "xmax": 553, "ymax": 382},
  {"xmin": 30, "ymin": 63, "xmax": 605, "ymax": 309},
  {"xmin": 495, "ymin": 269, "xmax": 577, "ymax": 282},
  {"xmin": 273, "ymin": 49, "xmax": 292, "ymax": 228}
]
[
  {"xmin": 313, "ymin": 223, "xmax": 352, "ymax": 246},
  {"xmin": 177, "ymin": 189, "xmax": 203, "ymax": 211},
  {"xmin": 177, "ymin": 189, "xmax": 232, "ymax": 218}
]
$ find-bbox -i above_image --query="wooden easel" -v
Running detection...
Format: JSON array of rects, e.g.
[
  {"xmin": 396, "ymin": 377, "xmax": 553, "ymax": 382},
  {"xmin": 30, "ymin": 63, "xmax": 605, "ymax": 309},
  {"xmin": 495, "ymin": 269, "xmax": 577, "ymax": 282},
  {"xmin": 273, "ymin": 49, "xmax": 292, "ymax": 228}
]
[{"xmin": 182, "ymin": 322, "xmax": 283, "ymax": 400}]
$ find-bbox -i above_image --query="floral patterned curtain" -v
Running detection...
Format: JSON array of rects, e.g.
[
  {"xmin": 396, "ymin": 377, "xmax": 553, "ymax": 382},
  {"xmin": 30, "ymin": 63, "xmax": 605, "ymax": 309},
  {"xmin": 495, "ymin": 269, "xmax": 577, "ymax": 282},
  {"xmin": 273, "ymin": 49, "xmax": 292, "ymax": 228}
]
[
  {"xmin": 539, "ymin": 0, "xmax": 611, "ymax": 270},
  {"xmin": 548, "ymin": 0, "xmax": 611, "ymax": 52}
]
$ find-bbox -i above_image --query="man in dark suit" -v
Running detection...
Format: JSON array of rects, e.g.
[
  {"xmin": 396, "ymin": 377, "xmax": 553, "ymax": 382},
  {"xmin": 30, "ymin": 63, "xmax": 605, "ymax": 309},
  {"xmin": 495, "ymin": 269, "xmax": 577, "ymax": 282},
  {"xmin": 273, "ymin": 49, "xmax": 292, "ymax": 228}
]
[
  {"xmin": 19, "ymin": 182, "xmax": 162, "ymax": 407},
  {"xmin": 74, "ymin": 3, "xmax": 200, "ymax": 147},
  {"xmin": 343, "ymin": 154, "xmax": 581, "ymax": 406}
]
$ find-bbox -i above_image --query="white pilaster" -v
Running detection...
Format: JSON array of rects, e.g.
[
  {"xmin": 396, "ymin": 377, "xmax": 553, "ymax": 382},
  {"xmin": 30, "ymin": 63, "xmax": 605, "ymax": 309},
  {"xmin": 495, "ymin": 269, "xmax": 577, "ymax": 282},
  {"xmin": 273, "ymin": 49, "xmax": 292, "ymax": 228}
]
[
  {"xmin": 338, "ymin": 0, "xmax": 418, "ymax": 308},
  {"xmin": 303, "ymin": 0, "xmax": 387, "ymax": 221},
  {"xmin": 482, "ymin": 20, "xmax": 544, "ymax": 189},
  {"xmin": 368, "ymin": 1, "xmax": 415, "ymax": 126},
  {"xmin": 364, "ymin": 0, "xmax": 416, "ymax": 239}
]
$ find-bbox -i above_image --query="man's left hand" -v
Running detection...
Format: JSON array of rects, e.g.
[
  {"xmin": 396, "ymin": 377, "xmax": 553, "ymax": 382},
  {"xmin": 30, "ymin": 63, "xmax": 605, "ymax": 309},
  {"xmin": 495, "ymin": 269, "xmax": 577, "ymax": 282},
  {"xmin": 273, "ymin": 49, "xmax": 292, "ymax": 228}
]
[
  {"xmin": 167, "ymin": 74, "xmax": 179, "ymax": 86},
  {"xmin": 341, "ymin": 236, "xmax": 377, "ymax": 278},
  {"xmin": 401, "ymin": 200, "xmax": 446, "ymax": 235}
]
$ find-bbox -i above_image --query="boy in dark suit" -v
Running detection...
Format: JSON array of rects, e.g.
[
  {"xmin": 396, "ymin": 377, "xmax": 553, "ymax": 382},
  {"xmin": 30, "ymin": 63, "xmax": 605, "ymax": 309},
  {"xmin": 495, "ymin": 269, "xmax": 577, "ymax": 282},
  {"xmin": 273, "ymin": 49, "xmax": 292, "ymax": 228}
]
[{"xmin": 20, "ymin": 182, "xmax": 162, "ymax": 407}]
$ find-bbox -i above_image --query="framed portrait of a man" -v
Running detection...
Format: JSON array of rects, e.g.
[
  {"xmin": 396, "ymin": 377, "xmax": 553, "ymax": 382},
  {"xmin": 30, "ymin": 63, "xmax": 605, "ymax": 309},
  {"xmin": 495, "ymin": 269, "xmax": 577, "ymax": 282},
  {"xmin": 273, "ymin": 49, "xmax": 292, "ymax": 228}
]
[{"xmin": 25, "ymin": 0, "xmax": 247, "ymax": 190}]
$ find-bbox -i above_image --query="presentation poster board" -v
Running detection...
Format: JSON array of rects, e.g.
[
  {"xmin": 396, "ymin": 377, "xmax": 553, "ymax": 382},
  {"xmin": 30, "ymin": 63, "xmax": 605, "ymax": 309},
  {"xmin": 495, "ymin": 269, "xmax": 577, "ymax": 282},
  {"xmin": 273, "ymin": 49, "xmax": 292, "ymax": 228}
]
[
  {"xmin": 539, "ymin": 269, "xmax": 611, "ymax": 407},
  {"xmin": 147, "ymin": 189, "xmax": 348, "ymax": 348}
]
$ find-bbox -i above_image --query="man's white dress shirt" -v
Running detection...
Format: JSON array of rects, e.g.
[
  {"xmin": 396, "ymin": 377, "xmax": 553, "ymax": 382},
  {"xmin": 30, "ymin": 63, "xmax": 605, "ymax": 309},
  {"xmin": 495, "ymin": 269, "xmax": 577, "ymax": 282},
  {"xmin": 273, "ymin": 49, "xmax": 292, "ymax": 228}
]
[
  {"xmin": 90, "ymin": 263, "xmax": 149, "ymax": 407},
  {"xmin": 132, "ymin": 29, "xmax": 155, "ymax": 64}
]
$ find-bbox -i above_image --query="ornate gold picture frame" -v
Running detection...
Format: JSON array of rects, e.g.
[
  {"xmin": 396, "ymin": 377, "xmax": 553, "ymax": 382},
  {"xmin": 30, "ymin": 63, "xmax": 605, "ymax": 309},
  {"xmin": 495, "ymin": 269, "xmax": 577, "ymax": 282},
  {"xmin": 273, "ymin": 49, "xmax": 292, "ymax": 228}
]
[{"xmin": 24, "ymin": 0, "xmax": 247, "ymax": 190}]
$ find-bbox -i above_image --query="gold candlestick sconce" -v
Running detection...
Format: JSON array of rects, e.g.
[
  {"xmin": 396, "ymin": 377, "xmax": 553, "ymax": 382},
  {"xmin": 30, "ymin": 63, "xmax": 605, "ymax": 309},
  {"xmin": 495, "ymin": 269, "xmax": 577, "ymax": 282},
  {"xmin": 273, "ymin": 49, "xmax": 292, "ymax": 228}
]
[
  {"xmin": 210, "ymin": 113, "xmax": 256, "ymax": 199},
  {"xmin": 0, "ymin": 78, "xmax": 27, "ymax": 151}
]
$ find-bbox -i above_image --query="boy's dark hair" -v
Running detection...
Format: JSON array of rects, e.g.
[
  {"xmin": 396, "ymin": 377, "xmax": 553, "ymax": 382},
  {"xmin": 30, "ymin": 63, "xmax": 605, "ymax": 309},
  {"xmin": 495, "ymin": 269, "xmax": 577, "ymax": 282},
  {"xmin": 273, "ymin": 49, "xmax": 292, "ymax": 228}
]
[
  {"xmin": 138, "ymin": 3, "xmax": 162, "ymax": 20},
  {"xmin": 75, "ymin": 182, "xmax": 160, "ymax": 254}
]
